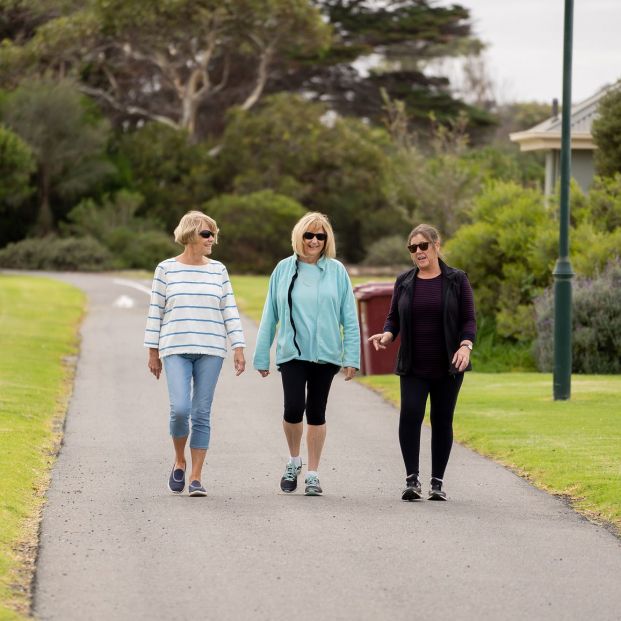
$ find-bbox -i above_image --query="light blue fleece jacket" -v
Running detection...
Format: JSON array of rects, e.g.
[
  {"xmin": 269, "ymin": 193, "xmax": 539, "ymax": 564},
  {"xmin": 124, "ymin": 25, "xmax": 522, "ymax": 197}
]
[{"xmin": 253, "ymin": 254, "xmax": 360, "ymax": 370}]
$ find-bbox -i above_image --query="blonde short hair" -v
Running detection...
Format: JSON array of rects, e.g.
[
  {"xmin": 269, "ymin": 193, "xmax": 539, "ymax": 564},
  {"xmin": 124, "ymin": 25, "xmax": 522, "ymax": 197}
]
[
  {"xmin": 291, "ymin": 212, "xmax": 336, "ymax": 259},
  {"xmin": 173, "ymin": 210, "xmax": 219, "ymax": 246}
]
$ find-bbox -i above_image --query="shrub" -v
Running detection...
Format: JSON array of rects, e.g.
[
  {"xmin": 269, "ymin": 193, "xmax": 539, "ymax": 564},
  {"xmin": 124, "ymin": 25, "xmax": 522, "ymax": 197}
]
[
  {"xmin": 62, "ymin": 191, "xmax": 178, "ymax": 270},
  {"xmin": 362, "ymin": 235, "xmax": 411, "ymax": 267},
  {"xmin": 0, "ymin": 236, "xmax": 112, "ymax": 271},
  {"xmin": 534, "ymin": 260, "xmax": 621, "ymax": 373},
  {"xmin": 205, "ymin": 190, "xmax": 307, "ymax": 273}
]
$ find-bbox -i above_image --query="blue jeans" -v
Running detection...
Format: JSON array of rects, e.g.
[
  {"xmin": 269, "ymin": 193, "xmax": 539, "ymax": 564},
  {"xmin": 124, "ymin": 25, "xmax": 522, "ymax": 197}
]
[{"xmin": 163, "ymin": 354, "xmax": 224, "ymax": 450}]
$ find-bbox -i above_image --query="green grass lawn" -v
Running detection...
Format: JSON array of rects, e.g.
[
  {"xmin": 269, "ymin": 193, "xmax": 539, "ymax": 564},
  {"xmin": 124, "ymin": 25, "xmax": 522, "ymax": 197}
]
[
  {"xmin": 0, "ymin": 275, "xmax": 85, "ymax": 620},
  {"xmin": 359, "ymin": 373, "xmax": 621, "ymax": 533},
  {"xmin": 232, "ymin": 274, "xmax": 621, "ymax": 535}
]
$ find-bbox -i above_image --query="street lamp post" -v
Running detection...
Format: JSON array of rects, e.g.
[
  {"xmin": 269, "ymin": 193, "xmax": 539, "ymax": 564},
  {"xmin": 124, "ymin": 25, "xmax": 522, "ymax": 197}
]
[{"xmin": 553, "ymin": 0, "xmax": 575, "ymax": 400}]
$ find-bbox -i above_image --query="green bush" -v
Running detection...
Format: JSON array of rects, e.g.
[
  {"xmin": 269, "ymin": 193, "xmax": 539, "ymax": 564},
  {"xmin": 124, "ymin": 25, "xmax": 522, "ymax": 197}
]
[
  {"xmin": 362, "ymin": 235, "xmax": 411, "ymax": 267},
  {"xmin": 534, "ymin": 260, "xmax": 621, "ymax": 373},
  {"xmin": 62, "ymin": 190, "xmax": 178, "ymax": 270},
  {"xmin": 445, "ymin": 181, "xmax": 557, "ymax": 341},
  {"xmin": 0, "ymin": 236, "xmax": 112, "ymax": 271},
  {"xmin": 205, "ymin": 190, "xmax": 307, "ymax": 273},
  {"xmin": 112, "ymin": 229, "xmax": 179, "ymax": 270}
]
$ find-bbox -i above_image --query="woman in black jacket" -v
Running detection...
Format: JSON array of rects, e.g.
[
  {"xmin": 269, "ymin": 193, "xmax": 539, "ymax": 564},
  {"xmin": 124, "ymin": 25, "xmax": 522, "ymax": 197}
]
[{"xmin": 368, "ymin": 224, "xmax": 476, "ymax": 501}]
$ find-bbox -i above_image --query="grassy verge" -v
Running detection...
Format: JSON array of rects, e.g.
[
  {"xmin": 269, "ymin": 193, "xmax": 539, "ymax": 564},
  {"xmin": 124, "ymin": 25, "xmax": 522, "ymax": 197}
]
[
  {"xmin": 0, "ymin": 275, "xmax": 85, "ymax": 619},
  {"xmin": 359, "ymin": 373, "xmax": 621, "ymax": 534}
]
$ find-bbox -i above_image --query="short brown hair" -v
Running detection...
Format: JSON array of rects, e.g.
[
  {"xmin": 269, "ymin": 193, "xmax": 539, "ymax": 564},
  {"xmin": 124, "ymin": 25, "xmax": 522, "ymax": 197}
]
[
  {"xmin": 408, "ymin": 223, "xmax": 441, "ymax": 246},
  {"xmin": 173, "ymin": 210, "xmax": 219, "ymax": 246}
]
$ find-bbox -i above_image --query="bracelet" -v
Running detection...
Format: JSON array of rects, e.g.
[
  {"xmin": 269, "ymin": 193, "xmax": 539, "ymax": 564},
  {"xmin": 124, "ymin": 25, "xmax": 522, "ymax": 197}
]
[{"xmin": 460, "ymin": 343, "xmax": 473, "ymax": 351}]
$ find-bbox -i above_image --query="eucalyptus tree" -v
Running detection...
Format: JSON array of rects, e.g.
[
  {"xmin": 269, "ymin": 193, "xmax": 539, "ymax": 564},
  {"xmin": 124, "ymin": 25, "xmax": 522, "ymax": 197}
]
[{"xmin": 0, "ymin": 0, "xmax": 330, "ymax": 138}]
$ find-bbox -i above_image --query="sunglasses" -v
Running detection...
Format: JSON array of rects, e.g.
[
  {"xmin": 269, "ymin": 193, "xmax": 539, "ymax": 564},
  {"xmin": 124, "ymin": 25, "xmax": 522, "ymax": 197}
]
[
  {"xmin": 303, "ymin": 232, "xmax": 327, "ymax": 241},
  {"xmin": 198, "ymin": 230, "xmax": 214, "ymax": 239},
  {"xmin": 407, "ymin": 241, "xmax": 430, "ymax": 253}
]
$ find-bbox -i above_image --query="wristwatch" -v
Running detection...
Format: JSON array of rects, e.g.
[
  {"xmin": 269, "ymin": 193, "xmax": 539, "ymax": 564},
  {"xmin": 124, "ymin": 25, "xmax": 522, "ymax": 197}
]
[{"xmin": 460, "ymin": 343, "xmax": 473, "ymax": 351}]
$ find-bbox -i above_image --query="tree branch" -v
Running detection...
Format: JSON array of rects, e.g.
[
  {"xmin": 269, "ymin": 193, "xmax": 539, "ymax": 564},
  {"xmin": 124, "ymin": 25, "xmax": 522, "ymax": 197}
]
[{"xmin": 78, "ymin": 84, "xmax": 181, "ymax": 130}]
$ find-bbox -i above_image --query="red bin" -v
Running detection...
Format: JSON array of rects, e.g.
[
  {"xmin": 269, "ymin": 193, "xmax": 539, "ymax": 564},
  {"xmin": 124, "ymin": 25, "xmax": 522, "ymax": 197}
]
[{"xmin": 354, "ymin": 282, "xmax": 400, "ymax": 376}]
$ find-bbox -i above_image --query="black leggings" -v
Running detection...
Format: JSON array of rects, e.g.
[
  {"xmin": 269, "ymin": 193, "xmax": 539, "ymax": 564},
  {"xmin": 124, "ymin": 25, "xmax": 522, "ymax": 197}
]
[
  {"xmin": 399, "ymin": 374, "xmax": 464, "ymax": 479},
  {"xmin": 280, "ymin": 360, "xmax": 339, "ymax": 426}
]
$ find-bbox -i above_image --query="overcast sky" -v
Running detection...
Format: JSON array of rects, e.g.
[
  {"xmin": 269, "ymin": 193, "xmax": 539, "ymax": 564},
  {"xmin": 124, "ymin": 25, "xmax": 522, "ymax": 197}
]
[{"xmin": 456, "ymin": 0, "xmax": 621, "ymax": 104}]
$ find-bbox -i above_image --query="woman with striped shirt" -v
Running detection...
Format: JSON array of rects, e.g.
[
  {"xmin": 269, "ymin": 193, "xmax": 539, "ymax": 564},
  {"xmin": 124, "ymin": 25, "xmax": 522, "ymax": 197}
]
[
  {"xmin": 145, "ymin": 211, "xmax": 246, "ymax": 497},
  {"xmin": 369, "ymin": 224, "xmax": 476, "ymax": 502}
]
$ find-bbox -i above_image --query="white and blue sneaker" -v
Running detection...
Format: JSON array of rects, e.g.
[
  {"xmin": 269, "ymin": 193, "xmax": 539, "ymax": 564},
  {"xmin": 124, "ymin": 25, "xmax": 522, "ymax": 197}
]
[
  {"xmin": 168, "ymin": 465, "xmax": 185, "ymax": 494},
  {"xmin": 188, "ymin": 480, "xmax": 207, "ymax": 497},
  {"xmin": 304, "ymin": 473, "xmax": 323, "ymax": 496}
]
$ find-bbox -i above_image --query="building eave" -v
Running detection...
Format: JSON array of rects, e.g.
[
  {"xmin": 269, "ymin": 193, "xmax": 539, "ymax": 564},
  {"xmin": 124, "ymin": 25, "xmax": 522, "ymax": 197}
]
[{"xmin": 509, "ymin": 131, "xmax": 595, "ymax": 152}]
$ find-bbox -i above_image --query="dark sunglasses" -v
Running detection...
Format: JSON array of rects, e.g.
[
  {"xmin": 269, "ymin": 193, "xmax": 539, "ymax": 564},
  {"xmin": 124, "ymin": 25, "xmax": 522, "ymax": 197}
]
[
  {"xmin": 303, "ymin": 231, "xmax": 327, "ymax": 241},
  {"xmin": 407, "ymin": 241, "xmax": 430, "ymax": 253},
  {"xmin": 198, "ymin": 230, "xmax": 214, "ymax": 239}
]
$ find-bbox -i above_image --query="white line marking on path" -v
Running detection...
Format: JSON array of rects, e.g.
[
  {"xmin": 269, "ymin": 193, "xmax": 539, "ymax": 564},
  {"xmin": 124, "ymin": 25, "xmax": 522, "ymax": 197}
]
[
  {"xmin": 113, "ymin": 278, "xmax": 151, "ymax": 296},
  {"xmin": 113, "ymin": 295, "xmax": 135, "ymax": 309}
]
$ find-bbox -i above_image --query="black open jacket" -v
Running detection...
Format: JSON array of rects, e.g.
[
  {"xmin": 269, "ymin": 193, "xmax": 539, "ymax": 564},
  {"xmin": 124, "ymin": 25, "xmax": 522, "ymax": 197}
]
[{"xmin": 383, "ymin": 259, "xmax": 477, "ymax": 376}]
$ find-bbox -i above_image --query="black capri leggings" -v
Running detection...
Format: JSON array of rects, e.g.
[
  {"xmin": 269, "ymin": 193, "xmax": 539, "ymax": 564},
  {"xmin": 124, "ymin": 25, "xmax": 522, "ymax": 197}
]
[
  {"xmin": 280, "ymin": 360, "xmax": 340, "ymax": 426},
  {"xmin": 399, "ymin": 373, "xmax": 464, "ymax": 480}
]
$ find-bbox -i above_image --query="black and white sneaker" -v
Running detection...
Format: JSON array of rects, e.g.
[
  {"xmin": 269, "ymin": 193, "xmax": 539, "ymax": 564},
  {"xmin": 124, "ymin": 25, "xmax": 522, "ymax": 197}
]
[
  {"xmin": 428, "ymin": 477, "xmax": 447, "ymax": 501},
  {"xmin": 401, "ymin": 474, "xmax": 422, "ymax": 501},
  {"xmin": 280, "ymin": 461, "xmax": 302, "ymax": 493}
]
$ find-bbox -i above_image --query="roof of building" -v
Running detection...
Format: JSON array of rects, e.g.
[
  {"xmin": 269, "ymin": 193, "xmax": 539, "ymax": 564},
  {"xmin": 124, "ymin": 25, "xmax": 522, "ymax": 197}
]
[{"xmin": 510, "ymin": 82, "xmax": 620, "ymax": 152}]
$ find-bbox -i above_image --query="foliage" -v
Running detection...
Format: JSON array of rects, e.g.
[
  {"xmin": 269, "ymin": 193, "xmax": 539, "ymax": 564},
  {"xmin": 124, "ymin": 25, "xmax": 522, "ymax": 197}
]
[
  {"xmin": 1, "ymin": 79, "xmax": 114, "ymax": 232},
  {"xmin": 0, "ymin": 236, "xmax": 113, "ymax": 270},
  {"xmin": 61, "ymin": 190, "xmax": 179, "ymax": 269},
  {"xmin": 205, "ymin": 190, "xmax": 306, "ymax": 273},
  {"xmin": 534, "ymin": 260, "xmax": 621, "ymax": 374},
  {"xmin": 592, "ymin": 86, "xmax": 621, "ymax": 177},
  {"xmin": 0, "ymin": 0, "xmax": 330, "ymax": 138},
  {"xmin": 215, "ymin": 94, "xmax": 408, "ymax": 262},
  {"xmin": 445, "ymin": 182, "xmax": 557, "ymax": 341},
  {"xmin": 0, "ymin": 124, "xmax": 35, "ymax": 205},
  {"xmin": 269, "ymin": 0, "xmax": 493, "ymax": 134},
  {"xmin": 362, "ymin": 235, "xmax": 411, "ymax": 267},
  {"xmin": 113, "ymin": 123, "xmax": 215, "ymax": 231}
]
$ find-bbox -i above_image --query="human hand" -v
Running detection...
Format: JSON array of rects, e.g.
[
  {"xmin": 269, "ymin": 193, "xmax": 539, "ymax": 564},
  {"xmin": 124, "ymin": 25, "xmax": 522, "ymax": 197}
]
[
  {"xmin": 234, "ymin": 348, "xmax": 246, "ymax": 376},
  {"xmin": 148, "ymin": 351, "xmax": 162, "ymax": 380},
  {"xmin": 258, "ymin": 370, "xmax": 270, "ymax": 378},
  {"xmin": 343, "ymin": 367, "xmax": 356, "ymax": 381},
  {"xmin": 451, "ymin": 346, "xmax": 471, "ymax": 372},
  {"xmin": 368, "ymin": 332, "xmax": 393, "ymax": 351}
]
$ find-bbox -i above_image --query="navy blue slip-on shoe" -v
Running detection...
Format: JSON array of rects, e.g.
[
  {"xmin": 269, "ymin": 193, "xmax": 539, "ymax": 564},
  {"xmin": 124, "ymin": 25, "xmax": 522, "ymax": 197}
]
[
  {"xmin": 168, "ymin": 465, "xmax": 186, "ymax": 494},
  {"xmin": 188, "ymin": 480, "xmax": 207, "ymax": 497}
]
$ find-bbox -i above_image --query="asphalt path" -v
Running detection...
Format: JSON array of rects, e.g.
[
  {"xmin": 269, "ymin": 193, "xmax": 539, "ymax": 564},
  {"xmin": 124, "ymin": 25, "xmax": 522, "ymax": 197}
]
[{"xmin": 33, "ymin": 273, "xmax": 621, "ymax": 621}]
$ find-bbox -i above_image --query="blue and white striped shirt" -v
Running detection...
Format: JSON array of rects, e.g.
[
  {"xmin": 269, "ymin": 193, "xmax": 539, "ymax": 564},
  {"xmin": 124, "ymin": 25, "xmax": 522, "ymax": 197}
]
[{"xmin": 144, "ymin": 258, "xmax": 246, "ymax": 358}]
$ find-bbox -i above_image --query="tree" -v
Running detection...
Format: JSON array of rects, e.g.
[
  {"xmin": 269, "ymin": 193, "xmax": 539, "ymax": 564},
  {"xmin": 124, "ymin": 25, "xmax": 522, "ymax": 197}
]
[
  {"xmin": 592, "ymin": 85, "xmax": 621, "ymax": 177},
  {"xmin": 0, "ymin": 124, "xmax": 35, "ymax": 205},
  {"xmin": 0, "ymin": 0, "xmax": 330, "ymax": 139},
  {"xmin": 214, "ymin": 94, "xmax": 408, "ymax": 262},
  {"xmin": 113, "ymin": 123, "xmax": 215, "ymax": 230},
  {"xmin": 266, "ymin": 0, "xmax": 494, "ymax": 133},
  {"xmin": 2, "ymin": 79, "xmax": 114, "ymax": 233}
]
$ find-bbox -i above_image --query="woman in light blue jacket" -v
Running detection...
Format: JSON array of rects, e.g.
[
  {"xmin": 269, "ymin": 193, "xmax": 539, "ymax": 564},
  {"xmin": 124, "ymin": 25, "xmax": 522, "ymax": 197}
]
[{"xmin": 253, "ymin": 212, "xmax": 360, "ymax": 496}]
